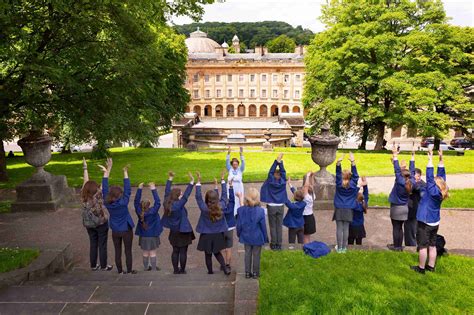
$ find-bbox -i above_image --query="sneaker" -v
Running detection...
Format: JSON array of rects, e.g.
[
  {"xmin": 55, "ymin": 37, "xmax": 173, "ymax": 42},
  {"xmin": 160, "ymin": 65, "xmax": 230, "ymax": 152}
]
[
  {"xmin": 410, "ymin": 266, "xmax": 425, "ymax": 274},
  {"xmin": 91, "ymin": 264, "xmax": 100, "ymax": 271},
  {"xmin": 252, "ymin": 272, "xmax": 259, "ymax": 279},
  {"xmin": 245, "ymin": 272, "xmax": 252, "ymax": 279},
  {"xmin": 223, "ymin": 265, "xmax": 231, "ymax": 275},
  {"xmin": 425, "ymin": 265, "xmax": 435, "ymax": 272},
  {"xmin": 277, "ymin": 245, "xmax": 282, "ymax": 251},
  {"xmin": 341, "ymin": 247, "xmax": 347, "ymax": 254},
  {"xmin": 101, "ymin": 265, "xmax": 113, "ymax": 271},
  {"xmin": 288, "ymin": 245, "xmax": 295, "ymax": 250},
  {"xmin": 270, "ymin": 244, "xmax": 275, "ymax": 250}
]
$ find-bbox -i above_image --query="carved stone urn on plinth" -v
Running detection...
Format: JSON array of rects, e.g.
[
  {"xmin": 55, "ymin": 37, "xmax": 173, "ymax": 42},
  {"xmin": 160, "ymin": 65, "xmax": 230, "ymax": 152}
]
[
  {"xmin": 262, "ymin": 130, "xmax": 273, "ymax": 151},
  {"xmin": 12, "ymin": 132, "xmax": 72, "ymax": 212},
  {"xmin": 308, "ymin": 124, "xmax": 341, "ymax": 210}
]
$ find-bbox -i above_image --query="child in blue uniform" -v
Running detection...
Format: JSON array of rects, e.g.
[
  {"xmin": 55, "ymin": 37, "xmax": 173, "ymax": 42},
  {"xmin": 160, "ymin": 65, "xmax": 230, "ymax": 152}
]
[
  {"xmin": 134, "ymin": 182, "xmax": 163, "ymax": 271},
  {"xmin": 260, "ymin": 153, "xmax": 287, "ymax": 250},
  {"xmin": 285, "ymin": 173, "xmax": 311, "ymax": 248},
  {"xmin": 411, "ymin": 149, "xmax": 448, "ymax": 274},
  {"xmin": 236, "ymin": 188, "xmax": 268, "ymax": 279},
  {"xmin": 162, "ymin": 171, "xmax": 195, "ymax": 274},
  {"xmin": 100, "ymin": 159, "xmax": 136, "ymax": 274},
  {"xmin": 333, "ymin": 152, "xmax": 359, "ymax": 253},
  {"xmin": 349, "ymin": 177, "xmax": 368, "ymax": 245},
  {"xmin": 195, "ymin": 171, "xmax": 233, "ymax": 275},
  {"xmin": 405, "ymin": 149, "xmax": 426, "ymax": 246}
]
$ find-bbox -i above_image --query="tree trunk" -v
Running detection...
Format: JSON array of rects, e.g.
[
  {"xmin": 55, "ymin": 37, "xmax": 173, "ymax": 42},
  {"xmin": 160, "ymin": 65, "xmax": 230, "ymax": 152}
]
[
  {"xmin": 0, "ymin": 140, "xmax": 8, "ymax": 182},
  {"xmin": 359, "ymin": 121, "xmax": 370, "ymax": 150},
  {"xmin": 374, "ymin": 121, "xmax": 386, "ymax": 150}
]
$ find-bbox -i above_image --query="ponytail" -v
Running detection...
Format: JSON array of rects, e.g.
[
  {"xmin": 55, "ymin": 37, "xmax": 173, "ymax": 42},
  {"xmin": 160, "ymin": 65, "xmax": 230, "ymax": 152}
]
[
  {"xmin": 401, "ymin": 169, "xmax": 412, "ymax": 194},
  {"xmin": 164, "ymin": 188, "xmax": 181, "ymax": 216},
  {"xmin": 140, "ymin": 200, "xmax": 151, "ymax": 230}
]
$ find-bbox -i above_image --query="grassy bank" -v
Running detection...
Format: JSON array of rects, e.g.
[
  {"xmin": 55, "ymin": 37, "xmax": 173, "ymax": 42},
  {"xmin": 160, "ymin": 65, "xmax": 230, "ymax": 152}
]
[
  {"xmin": 2, "ymin": 148, "xmax": 473, "ymax": 189},
  {"xmin": 259, "ymin": 250, "xmax": 474, "ymax": 314},
  {"xmin": 0, "ymin": 248, "xmax": 40, "ymax": 273},
  {"xmin": 370, "ymin": 189, "xmax": 474, "ymax": 208}
]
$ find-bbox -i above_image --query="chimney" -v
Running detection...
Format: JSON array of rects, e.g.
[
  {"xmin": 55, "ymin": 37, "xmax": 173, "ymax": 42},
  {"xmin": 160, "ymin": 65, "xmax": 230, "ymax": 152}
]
[{"xmin": 254, "ymin": 46, "xmax": 262, "ymax": 55}]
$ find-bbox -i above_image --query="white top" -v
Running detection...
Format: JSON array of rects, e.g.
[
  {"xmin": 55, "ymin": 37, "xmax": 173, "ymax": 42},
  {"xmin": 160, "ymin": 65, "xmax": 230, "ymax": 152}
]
[
  {"xmin": 426, "ymin": 221, "xmax": 440, "ymax": 227},
  {"xmin": 303, "ymin": 193, "xmax": 314, "ymax": 216}
]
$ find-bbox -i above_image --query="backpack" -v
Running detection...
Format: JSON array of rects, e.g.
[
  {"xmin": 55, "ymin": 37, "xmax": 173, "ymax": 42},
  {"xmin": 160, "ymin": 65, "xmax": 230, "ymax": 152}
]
[
  {"xmin": 436, "ymin": 234, "xmax": 447, "ymax": 257},
  {"xmin": 303, "ymin": 241, "xmax": 331, "ymax": 259},
  {"xmin": 82, "ymin": 206, "xmax": 101, "ymax": 228}
]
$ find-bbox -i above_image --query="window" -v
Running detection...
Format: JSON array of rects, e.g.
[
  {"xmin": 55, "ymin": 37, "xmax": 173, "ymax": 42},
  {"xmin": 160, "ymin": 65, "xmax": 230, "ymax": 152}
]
[
  {"xmin": 239, "ymin": 74, "xmax": 244, "ymax": 82},
  {"xmin": 204, "ymin": 74, "xmax": 210, "ymax": 82},
  {"xmin": 391, "ymin": 126, "xmax": 402, "ymax": 138},
  {"xmin": 284, "ymin": 74, "xmax": 290, "ymax": 83},
  {"xmin": 216, "ymin": 89, "xmax": 222, "ymax": 98},
  {"xmin": 193, "ymin": 89, "xmax": 199, "ymax": 99},
  {"xmin": 272, "ymin": 89, "xmax": 278, "ymax": 98},
  {"xmin": 284, "ymin": 89, "xmax": 289, "ymax": 99},
  {"xmin": 205, "ymin": 90, "xmax": 210, "ymax": 99},
  {"xmin": 193, "ymin": 74, "xmax": 199, "ymax": 83},
  {"xmin": 250, "ymin": 89, "xmax": 256, "ymax": 98},
  {"xmin": 250, "ymin": 74, "xmax": 255, "ymax": 82},
  {"xmin": 227, "ymin": 89, "xmax": 233, "ymax": 98},
  {"xmin": 239, "ymin": 89, "xmax": 244, "ymax": 98},
  {"xmin": 227, "ymin": 74, "xmax": 233, "ymax": 82},
  {"xmin": 216, "ymin": 75, "xmax": 221, "ymax": 83},
  {"xmin": 261, "ymin": 74, "xmax": 267, "ymax": 82},
  {"xmin": 295, "ymin": 74, "xmax": 301, "ymax": 82},
  {"xmin": 261, "ymin": 89, "xmax": 267, "ymax": 98},
  {"xmin": 272, "ymin": 74, "xmax": 278, "ymax": 82},
  {"xmin": 294, "ymin": 90, "xmax": 300, "ymax": 99}
]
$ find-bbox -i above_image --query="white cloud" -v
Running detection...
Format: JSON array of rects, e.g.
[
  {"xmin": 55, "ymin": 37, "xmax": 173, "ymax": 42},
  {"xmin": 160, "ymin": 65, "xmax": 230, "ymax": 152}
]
[{"xmin": 172, "ymin": 0, "xmax": 473, "ymax": 32}]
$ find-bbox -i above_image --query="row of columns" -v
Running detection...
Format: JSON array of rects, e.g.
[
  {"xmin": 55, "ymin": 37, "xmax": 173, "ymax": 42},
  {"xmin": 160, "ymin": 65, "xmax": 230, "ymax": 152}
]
[{"xmin": 188, "ymin": 104, "xmax": 301, "ymax": 118}]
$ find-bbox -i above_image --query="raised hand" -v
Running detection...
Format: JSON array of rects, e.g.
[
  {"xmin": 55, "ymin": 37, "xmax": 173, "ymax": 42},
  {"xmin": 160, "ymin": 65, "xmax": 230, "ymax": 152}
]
[
  {"xmin": 392, "ymin": 144, "xmax": 398, "ymax": 156},
  {"xmin": 98, "ymin": 164, "xmax": 107, "ymax": 173},
  {"xmin": 195, "ymin": 171, "xmax": 201, "ymax": 183},
  {"xmin": 82, "ymin": 157, "xmax": 87, "ymax": 169},
  {"xmin": 276, "ymin": 153, "xmax": 284, "ymax": 163},
  {"xmin": 138, "ymin": 182, "xmax": 144, "ymax": 189},
  {"xmin": 412, "ymin": 143, "xmax": 416, "ymax": 157},
  {"xmin": 438, "ymin": 147, "xmax": 443, "ymax": 162},
  {"xmin": 106, "ymin": 157, "xmax": 113, "ymax": 171},
  {"xmin": 427, "ymin": 148, "xmax": 433, "ymax": 160},
  {"xmin": 123, "ymin": 164, "xmax": 130, "ymax": 172},
  {"xmin": 168, "ymin": 171, "xmax": 175, "ymax": 178},
  {"xmin": 349, "ymin": 151, "xmax": 355, "ymax": 162},
  {"xmin": 360, "ymin": 176, "xmax": 368, "ymax": 186},
  {"xmin": 240, "ymin": 146, "xmax": 243, "ymax": 154},
  {"xmin": 337, "ymin": 154, "xmax": 344, "ymax": 164},
  {"xmin": 221, "ymin": 169, "xmax": 226, "ymax": 180},
  {"xmin": 227, "ymin": 146, "xmax": 231, "ymax": 154},
  {"xmin": 287, "ymin": 176, "xmax": 292, "ymax": 186},
  {"xmin": 214, "ymin": 177, "xmax": 218, "ymax": 186},
  {"xmin": 149, "ymin": 182, "xmax": 156, "ymax": 190},
  {"xmin": 188, "ymin": 172, "xmax": 195, "ymax": 183}
]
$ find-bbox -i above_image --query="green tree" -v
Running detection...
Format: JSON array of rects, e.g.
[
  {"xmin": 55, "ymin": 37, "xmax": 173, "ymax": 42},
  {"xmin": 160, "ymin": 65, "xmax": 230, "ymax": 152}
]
[
  {"xmin": 266, "ymin": 34, "xmax": 297, "ymax": 53},
  {"xmin": 0, "ymin": 0, "xmax": 214, "ymax": 181},
  {"xmin": 303, "ymin": 0, "xmax": 473, "ymax": 150}
]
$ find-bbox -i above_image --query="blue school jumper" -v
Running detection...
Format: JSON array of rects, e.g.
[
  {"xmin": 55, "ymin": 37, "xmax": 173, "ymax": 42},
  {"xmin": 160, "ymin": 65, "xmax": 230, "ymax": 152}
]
[
  {"xmin": 134, "ymin": 188, "xmax": 163, "ymax": 237},
  {"xmin": 236, "ymin": 206, "xmax": 269, "ymax": 246},
  {"xmin": 416, "ymin": 166, "xmax": 446, "ymax": 224},
  {"xmin": 388, "ymin": 160, "xmax": 415, "ymax": 205},
  {"xmin": 102, "ymin": 178, "xmax": 134, "ymax": 232},
  {"xmin": 195, "ymin": 183, "xmax": 233, "ymax": 234},
  {"xmin": 351, "ymin": 186, "xmax": 369, "ymax": 227},
  {"xmin": 218, "ymin": 183, "xmax": 236, "ymax": 229},
  {"xmin": 283, "ymin": 187, "xmax": 306, "ymax": 228},
  {"xmin": 334, "ymin": 164, "xmax": 360, "ymax": 209},
  {"xmin": 160, "ymin": 181, "xmax": 194, "ymax": 233},
  {"xmin": 260, "ymin": 160, "xmax": 288, "ymax": 204}
]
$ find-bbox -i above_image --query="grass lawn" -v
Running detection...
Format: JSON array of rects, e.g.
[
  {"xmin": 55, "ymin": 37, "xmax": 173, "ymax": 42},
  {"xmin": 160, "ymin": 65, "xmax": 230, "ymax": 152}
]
[
  {"xmin": 0, "ymin": 248, "xmax": 40, "ymax": 273},
  {"xmin": 370, "ymin": 189, "xmax": 474, "ymax": 208},
  {"xmin": 2, "ymin": 148, "xmax": 473, "ymax": 189},
  {"xmin": 259, "ymin": 250, "xmax": 474, "ymax": 314}
]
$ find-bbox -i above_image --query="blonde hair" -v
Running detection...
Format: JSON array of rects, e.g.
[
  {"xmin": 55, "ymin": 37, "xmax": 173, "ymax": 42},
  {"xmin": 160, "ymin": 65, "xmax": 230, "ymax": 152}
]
[
  {"xmin": 435, "ymin": 177, "xmax": 449, "ymax": 200},
  {"xmin": 244, "ymin": 188, "xmax": 261, "ymax": 207},
  {"xmin": 342, "ymin": 170, "xmax": 352, "ymax": 188}
]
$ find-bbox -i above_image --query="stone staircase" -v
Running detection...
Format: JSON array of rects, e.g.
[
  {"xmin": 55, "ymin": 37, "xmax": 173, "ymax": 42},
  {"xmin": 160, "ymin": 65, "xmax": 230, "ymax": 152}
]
[{"xmin": 0, "ymin": 268, "xmax": 235, "ymax": 315}]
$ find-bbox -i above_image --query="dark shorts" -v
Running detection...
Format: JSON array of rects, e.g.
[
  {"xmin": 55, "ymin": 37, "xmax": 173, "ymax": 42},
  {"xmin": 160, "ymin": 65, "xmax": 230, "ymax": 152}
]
[
  {"xmin": 288, "ymin": 227, "xmax": 304, "ymax": 244},
  {"xmin": 303, "ymin": 214, "xmax": 316, "ymax": 235},
  {"xmin": 224, "ymin": 229, "xmax": 234, "ymax": 248},
  {"xmin": 416, "ymin": 221, "xmax": 439, "ymax": 248}
]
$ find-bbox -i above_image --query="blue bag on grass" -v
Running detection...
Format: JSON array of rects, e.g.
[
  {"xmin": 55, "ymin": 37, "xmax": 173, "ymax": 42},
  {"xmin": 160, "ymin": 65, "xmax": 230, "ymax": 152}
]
[{"xmin": 303, "ymin": 241, "xmax": 331, "ymax": 259}]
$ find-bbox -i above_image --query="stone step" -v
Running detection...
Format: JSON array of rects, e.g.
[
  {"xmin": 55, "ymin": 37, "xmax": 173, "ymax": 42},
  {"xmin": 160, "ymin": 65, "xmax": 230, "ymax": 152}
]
[
  {"xmin": 22, "ymin": 279, "xmax": 233, "ymax": 288},
  {"xmin": 0, "ymin": 302, "xmax": 232, "ymax": 315}
]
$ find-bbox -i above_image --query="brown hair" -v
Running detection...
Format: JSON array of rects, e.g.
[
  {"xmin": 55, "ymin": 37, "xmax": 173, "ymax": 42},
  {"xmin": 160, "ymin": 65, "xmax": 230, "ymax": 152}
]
[
  {"xmin": 205, "ymin": 190, "xmax": 222, "ymax": 222},
  {"xmin": 139, "ymin": 200, "xmax": 151, "ymax": 230},
  {"xmin": 342, "ymin": 170, "xmax": 352, "ymax": 188},
  {"xmin": 164, "ymin": 188, "xmax": 181, "ymax": 216},
  {"xmin": 294, "ymin": 189, "xmax": 304, "ymax": 202},
  {"xmin": 106, "ymin": 186, "xmax": 123, "ymax": 204},
  {"xmin": 231, "ymin": 158, "xmax": 240, "ymax": 166},
  {"xmin": 401, "ymin": 169, "xmax": 412, "ymax": 194},
  {"xmin": 435, "ymin": 177, "xmax": 449, "ymax": 200},
  {"xmin": 244, "ymin": 187, "xmax": 261, "ymax": 207},
  {"xmin": 81, "ymin": 181, "xmax": 99, "ymax": 203},
  {"xmin": 357, "ymin": 192, "xmax": 368, "ymax": 213}
]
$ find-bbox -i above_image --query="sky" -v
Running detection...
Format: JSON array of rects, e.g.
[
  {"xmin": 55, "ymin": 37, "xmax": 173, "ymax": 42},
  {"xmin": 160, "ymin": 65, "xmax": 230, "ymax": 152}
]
[{"xmin": 172, "ymin": 0, "xmax": 473, "ymax": 32}]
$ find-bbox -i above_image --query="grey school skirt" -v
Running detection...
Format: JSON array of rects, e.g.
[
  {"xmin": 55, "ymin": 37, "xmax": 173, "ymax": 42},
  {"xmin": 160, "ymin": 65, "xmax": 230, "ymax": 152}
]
[
  {"xmin": 332, "ymin": 208, "xmax": 353, "ymax": 222},
  {"xmin": 139, "ymin": 236, "xmax": 160, "ymax": 251},
  {"xmin": 390, "ymin": 204, "xmax": 409, "ymax": 221}
]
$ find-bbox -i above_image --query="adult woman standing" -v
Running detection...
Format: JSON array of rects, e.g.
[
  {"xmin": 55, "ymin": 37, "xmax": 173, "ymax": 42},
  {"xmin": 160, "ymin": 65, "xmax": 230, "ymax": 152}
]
[{"xmin": 226, "ymin": 146, "xmax": 245, "ymax": 215}]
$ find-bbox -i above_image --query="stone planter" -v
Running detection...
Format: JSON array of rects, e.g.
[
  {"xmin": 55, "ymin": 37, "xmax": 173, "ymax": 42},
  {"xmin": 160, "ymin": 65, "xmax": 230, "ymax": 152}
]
[
  {"xmin": 308, "ymin": 124, "xmax": 341, "ymax": 210},
  {"xmin": 17, "ymin": 133, "xmax": 53, "ymax": 182}
]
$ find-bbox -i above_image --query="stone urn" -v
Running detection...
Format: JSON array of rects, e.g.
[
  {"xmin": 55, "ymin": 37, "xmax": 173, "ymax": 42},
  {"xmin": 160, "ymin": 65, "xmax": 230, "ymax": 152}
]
[
  {"xmin": 262, "ymin": 130, "xmax": 273, "ymax": 151},
  {"xmin": 308, "ymin": 124, "xmax": 341, "ymax": 210},
  {"xmin": 12, "ymin": 132, "xmax": 72, "ymax": 212}
]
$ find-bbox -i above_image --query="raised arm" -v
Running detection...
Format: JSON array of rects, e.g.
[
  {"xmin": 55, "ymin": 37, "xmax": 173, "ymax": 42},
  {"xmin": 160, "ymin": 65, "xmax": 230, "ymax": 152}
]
[
  {"xmin": 150, "ymin": 182, "xmax": 161, "ymax": 212},
  {"xmin": 165, "ymin": 171, "xmax": 174, "ymax": 199},
  {"xmin": 220, "ymin": 181, "xmax": 228, "ymax": 206},
  {"xmin": 175, "ymin": 173, "xmax": 195, "ymax": 209},
  {"xmin": 226, "ymin": 146, "xmax": 232, "ymax": 171},
  {"xmin": 195, "ymin": 184, "xmax": 207, "ymax": 212},
  {"xmin": 82, "ymin": 157, "xmax": 89, "ymax": 188},
  {"xmin": 99, "ymin": 158, "xmax": 112, "ymax": 197},
  {"xmin": 268, "ymin": 160, "xmax": 279, "ymax": 180},
  {"xmin": 225, "ymin": 186, "xmax": 235, "ymax": 215},
  {"xmin": 287, "ymin": 176, "xmax": 296, "ymax": 195},
  {"xmin": 134, "ymin": 183, "xmax": 143, "ymax": 213},
  {"xmin": 239, "ymin": 147, "xmax": 245, "ymax": 172},
  {"xmin": 335, "ymin": 154, "xmax": 343, "ymax": 186},
  {"xmin": 437, "ymin": 149, "xmax": 446, "ymax": 181},
  {"xmin": 363, "ymin": 185, "xmax": 369, "ymax": 205},
  {"xmin": 349, "ymin": 152, "xmax": 359, "ymax": 185},
  {"xmin": 120, "ymin": 164, "xmax": 131, "ymax": 205},
  {"xmin": 409, "ymin": 147, "xmax": 416, "ymax": 178},
  {"xmin": 279, "ymin": 161, "xmax": 287, "ymax": 181},
  {"xmin": 303, "ymin": 172, "xmax": 312, "ymax": 195}
]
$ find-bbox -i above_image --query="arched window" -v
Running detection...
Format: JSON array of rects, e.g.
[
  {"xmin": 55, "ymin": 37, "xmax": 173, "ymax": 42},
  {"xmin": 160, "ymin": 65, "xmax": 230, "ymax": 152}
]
[
  {"xmin": 238, "ymin": 104, "xmax": 245, "ymax": 117},
  {"xmin": 260, "ymin": 105, "xmax": 268, "ymax": 117},
  {"xmin": 204, "ymin": 105, "xmax": 212, "ymax": 117},
  {"xmin": 292, "ymin": 106, "xmax": 300, "ymax": 113},
  {"xmin": 282, "ymin": 105, "xmax": 289, "ymax": 113},
  {"xmin": 249, "ymin": 104, "xmax": 257, "ymax": 117},
  {"xmin": 194, "ymin": 105, "xmax": 201, "ymax": 116},
  {"xmin": 216, "ymin": 105, "xmax": 223, "ymax": 117},
  {"xmin": 227, "ymin": 105, "xmax": 235, "ymax": 117},
  {"xmin": 271, "ymin": 105, "xmax": 279, "ymax": 116},
  {"xmin": 185, "ymin": 106, "xmax": 190, "ymax": 113}
]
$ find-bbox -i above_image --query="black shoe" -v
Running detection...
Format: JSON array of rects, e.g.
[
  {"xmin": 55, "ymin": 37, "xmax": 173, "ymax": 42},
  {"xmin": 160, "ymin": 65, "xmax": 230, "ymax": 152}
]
[
  {"xmin": 173, "ymin": 270, "xmax": 180, "ymax": 274},
  {"xmin": 223, "ymin": 265, "xmax": 231, "ymax": 275},
  {"xmin": 155, "ymin": 267, "xmax": 161, "ymax": 271},
  {"xmin": 126, "ymin": 270, "xmax": 138, "ymax": 274},
  {"xmin": 118, "ymin": 270, "xmax": 125, "ymax": 274},
  {"xmin": 270, "ymin": 244, "xmax": 275, "ymax": 250},
  {"xmin": 208, "ymin": 270, "xmax": 214, "ymax": 274},
  {"xmin": 91, "ymin": 264, "xmax": 100, "ymax": 271},
  {"xmin": 179, "ymin": 269, "xmax": 187, "ymax": 274},
  {"xmin": 425, "ymin": 265, "xmax": 435, "ymax": 272},
  {"xmin": 410, "ymin": 266, "xmax": 425, "ymax": 274},
  {"xmin": 100, "ymin": 265, "xmax": 113, "ymax": 271},
  {"xmin": 226, "ymin": 264, "xmax": 231, "ymax": 271},
  {"xmin": 252, "ymin": 272, "xmax": 259, "ymax": 279},
  {"xmin": 146, "ymin": 266, "xmax": 152, "ymax": 271},
  {"xmin": 245, "ymin": 272, "xmax": 252, "ymax": 279}
]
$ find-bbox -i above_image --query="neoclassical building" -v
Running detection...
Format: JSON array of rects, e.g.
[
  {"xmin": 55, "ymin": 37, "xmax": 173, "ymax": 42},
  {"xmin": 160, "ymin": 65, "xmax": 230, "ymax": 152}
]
[{"xmin": 172, "ymin": 29, "xmax": 306, "ymax": 148}]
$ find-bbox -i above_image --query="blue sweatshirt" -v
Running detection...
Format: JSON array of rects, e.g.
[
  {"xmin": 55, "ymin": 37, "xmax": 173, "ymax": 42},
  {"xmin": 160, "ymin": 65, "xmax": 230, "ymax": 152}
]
[
  {"xmin": 134, "ymin": 188, "xmax": 163, "ymax": 237},
  {"xmin": 388, "ymin": 160, "xmax": 415, "ymax": 205},
  {"xmin": 160, "ymin": 180, "xmax": 194, "ymax": 233},
  {"xmin": 236, "ymin": 206, "xmax": 269, "ymax": 246},
  {"xmin": 102, "ymin": 178, "xmax": 134, "ymax": 232},
  {"xmin": 416, "ymin": 166, "xmax": 446, "ymax": 224},
  {"xmin": 195, "ymin": 183, "xmax": 233, "ymax": 234},
  {"xmin": 221, "ymin": 184, "xmax": 237, "ymax": 229},
  {"xmin": 260, "ymin": 160, "xmax": 288, "ymax": 204},
  {"xmin": 282, "ymin": 186, "xmax": 306, "ymax": 228},
  {"xmin": 351, "ymin": 186, "xmax": 368, "ymax": 227},
  {"xmin": 334, "ymin": 164, "xmax": 360, "ymax": 209}
]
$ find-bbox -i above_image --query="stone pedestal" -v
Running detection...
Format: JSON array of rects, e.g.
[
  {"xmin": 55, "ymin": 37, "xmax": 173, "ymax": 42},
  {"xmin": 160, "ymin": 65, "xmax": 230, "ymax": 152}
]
[
  {"xmin": 262, "ymin": 141, "xmax": 273, "ymax": 151},
  {"xmin": 312, "ymin": 171, "xmax": 336, "ymax": 210}
]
